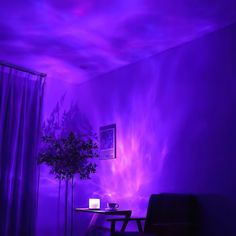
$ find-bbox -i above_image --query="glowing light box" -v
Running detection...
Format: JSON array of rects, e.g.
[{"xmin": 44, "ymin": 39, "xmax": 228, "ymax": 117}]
[{"xmin": 89, "ymin": 198, "xmax": 100, "ymax": 209}]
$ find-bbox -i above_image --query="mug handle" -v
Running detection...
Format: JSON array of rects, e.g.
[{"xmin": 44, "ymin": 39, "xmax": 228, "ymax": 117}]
[{"xmin": 115, "ymin": 203, "xmax": 119, "ymax": 208}]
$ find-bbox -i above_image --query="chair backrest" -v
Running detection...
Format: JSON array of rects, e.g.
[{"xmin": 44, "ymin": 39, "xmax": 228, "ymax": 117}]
[{"xmin": 144, "ymin": 193, "xmax": 198, "ymax": 234}]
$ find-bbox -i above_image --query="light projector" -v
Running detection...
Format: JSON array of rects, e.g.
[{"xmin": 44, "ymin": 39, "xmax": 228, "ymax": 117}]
[{"xmin": 89, "ymin": 198, "xmax": 100, "ymax": 209}]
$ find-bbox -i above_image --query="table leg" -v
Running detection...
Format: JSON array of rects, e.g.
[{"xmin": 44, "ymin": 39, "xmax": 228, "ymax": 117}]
[
  {"xmin": 136, "ymin": 219, "xmax": 143, "ymax": 232},
  {"xmin": 110, "ymin": 221, "xmax": 116, "ymax": 233},
  {"xmin": 120, "ymin": 211, "xmax": 132, "ymax": 232}
]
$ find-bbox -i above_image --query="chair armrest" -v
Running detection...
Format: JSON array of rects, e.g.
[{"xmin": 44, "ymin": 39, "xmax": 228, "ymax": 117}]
[{"xmin": 107, "ymin": 217, "xmax": 146, "ymax": 222}]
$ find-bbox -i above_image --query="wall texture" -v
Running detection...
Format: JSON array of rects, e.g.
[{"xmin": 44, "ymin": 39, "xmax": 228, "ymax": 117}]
[{"xmin": 38, "ymin": 22, "xmax": 236, "ymax": 235}]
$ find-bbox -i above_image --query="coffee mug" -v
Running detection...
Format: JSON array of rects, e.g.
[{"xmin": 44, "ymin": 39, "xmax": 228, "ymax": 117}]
[{"xmin": 107, "ymin": 202, "xmax": 119, "ymax": 209}]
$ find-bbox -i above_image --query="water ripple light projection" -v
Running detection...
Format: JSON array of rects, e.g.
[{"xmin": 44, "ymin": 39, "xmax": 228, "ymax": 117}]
[{"xmin": 1, "ymin": 0, "xmax": 236, "ymax": 83}]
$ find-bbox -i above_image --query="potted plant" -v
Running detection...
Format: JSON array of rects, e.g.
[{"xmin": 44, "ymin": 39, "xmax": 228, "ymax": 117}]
[{"xmin": 38, "ymin": 100, "xmax": 98, "ymax": 236}]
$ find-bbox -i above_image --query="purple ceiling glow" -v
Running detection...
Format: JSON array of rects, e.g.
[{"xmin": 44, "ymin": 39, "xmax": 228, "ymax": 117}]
[{"xmin": 1, "ymin": 0, "xmax": 236, "ymax": 83}]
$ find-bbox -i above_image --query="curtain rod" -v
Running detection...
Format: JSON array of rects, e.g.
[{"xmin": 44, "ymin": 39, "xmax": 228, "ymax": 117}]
[{"xmin": 0, "ymin": 60, "xmax": 47, "ymax": 78}]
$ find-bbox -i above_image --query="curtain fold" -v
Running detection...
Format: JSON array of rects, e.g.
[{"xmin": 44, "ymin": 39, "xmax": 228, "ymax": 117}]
[{"xmin": 0, "ymin": 65, "xmax": 45, "ymax": 236}]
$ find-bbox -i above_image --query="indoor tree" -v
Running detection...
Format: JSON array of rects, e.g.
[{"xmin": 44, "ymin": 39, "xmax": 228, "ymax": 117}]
[{"xmin": 38, "ymin": 97, "xmax": 98, "ymax": 236}]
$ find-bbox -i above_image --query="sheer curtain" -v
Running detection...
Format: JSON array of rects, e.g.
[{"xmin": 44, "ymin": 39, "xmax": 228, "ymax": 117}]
[{"xmin": 0, "ymin": 64, "xmax": 45, "ymax": 236}]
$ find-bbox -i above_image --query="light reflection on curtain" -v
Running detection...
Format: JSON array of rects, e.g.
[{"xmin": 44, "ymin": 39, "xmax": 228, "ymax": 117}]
[{"xmin": 0, "ymin": 65, "xmax": 45, "ymax": 236}]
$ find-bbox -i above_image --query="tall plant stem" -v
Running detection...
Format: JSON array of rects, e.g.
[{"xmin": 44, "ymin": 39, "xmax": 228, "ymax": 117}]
[
  {"xmin": 70, "ymin": 177, "xmax": 74, "ymax": 236},
  {"xmin": 64, "ymin": 179, "xmax": 68, "ymax": 236},
  {"xmin": 57, "ymin": 179, "xmax": 61, "ymax": 236}
]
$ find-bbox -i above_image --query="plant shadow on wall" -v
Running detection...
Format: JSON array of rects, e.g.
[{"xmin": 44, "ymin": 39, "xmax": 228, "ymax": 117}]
[{"xmin": 38, "ymin": 97, "xmax": 98, "ymax": 236}]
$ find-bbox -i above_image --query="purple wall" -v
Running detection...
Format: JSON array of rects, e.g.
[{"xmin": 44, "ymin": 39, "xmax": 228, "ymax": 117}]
[{"xmin": 39, "ymin": 22, "xmax": 236, "ymax": 235}]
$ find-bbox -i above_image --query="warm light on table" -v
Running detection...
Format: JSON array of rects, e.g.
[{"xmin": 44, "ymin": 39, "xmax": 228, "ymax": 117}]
[{"xmin": 89, "ymin": 198, "xmax": 100, "ymax": 209}]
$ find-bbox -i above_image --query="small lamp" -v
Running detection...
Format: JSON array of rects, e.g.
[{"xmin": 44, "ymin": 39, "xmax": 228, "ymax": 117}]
[{"xmin": 89, "ymin": 198, "xmax": 100, "ymax": 209}]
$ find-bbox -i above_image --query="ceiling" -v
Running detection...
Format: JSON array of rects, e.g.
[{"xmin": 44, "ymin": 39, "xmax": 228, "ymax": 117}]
[{"xmin": 1, "ymin": 0, "xmax": 236, "ymax": 83}]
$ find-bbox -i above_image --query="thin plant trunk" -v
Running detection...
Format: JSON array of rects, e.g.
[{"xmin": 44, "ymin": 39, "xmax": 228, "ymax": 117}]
[
  {"xmin": 64, "ymin": 179, "xmax": 68, "ymax": 236},
  {"xmin": 57, "ymin": 179, "xmax": 61, "ymax": 236},
  {"xmin": 70, "ymin": 177, "xmax": 74, "ymax": 236}
]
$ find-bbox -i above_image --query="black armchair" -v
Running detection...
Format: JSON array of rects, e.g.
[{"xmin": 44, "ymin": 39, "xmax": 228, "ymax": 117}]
[{"xmin": 107, "ymin": 193, "xmax": 198, "ymax": 236}]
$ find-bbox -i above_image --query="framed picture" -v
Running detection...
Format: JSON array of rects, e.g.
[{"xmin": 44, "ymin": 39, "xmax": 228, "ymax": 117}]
[{"xmin": 99, "ymin": 124, "xmax": 116, "ymax": 160}]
